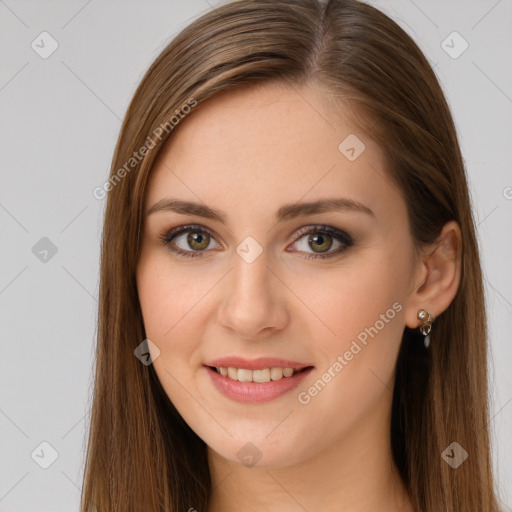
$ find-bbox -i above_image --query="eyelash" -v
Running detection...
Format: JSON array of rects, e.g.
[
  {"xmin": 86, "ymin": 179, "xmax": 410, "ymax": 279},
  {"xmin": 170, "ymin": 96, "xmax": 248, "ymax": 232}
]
[{"xmin": 158, "ymin": 224, "xmax": 354, "ymax": 260}]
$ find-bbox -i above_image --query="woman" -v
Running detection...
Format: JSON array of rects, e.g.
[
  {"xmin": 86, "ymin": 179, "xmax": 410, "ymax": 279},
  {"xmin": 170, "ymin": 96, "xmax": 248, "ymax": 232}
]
[{"xmin": 81, "ymin": 0, "xmax": 502, "ymax": 510}]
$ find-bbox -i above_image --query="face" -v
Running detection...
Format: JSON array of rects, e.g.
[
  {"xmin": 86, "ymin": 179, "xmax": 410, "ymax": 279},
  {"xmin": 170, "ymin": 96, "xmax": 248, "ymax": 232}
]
[{"xmin": 136, "ymin": 82, "xmax": 418, "ymax": 468}]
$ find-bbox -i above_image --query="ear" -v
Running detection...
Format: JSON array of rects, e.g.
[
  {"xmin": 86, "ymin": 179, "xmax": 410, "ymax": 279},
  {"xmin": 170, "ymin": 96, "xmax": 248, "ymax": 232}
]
[{"xmin": 404, "ymin": 220, "xmax": 462, "ymax": 330}]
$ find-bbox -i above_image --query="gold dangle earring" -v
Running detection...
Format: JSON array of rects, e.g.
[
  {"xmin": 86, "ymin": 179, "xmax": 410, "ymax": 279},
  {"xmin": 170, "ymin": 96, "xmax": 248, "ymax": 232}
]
[{"xmin": 417, "ymin": 309, "xmax": 433, "ymax": 348}]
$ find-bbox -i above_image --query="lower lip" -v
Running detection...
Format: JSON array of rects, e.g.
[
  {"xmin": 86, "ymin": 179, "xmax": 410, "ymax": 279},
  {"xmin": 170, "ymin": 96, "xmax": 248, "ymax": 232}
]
[{"xmin": 205, "ymin": 366, "xmax": 314, "ymax": 403}]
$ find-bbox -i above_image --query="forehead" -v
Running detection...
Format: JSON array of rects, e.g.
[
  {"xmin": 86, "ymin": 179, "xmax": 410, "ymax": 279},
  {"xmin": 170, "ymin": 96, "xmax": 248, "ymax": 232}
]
[{"xmin": 145, "ymin": 82, "xmax": 402, "ymax": 225}]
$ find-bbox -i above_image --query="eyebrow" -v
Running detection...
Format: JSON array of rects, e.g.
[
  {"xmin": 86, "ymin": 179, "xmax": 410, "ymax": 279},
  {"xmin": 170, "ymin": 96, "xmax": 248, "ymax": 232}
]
[{"xmin": 146, "ymin": 197, "xmax": 374, "ymax": 223}]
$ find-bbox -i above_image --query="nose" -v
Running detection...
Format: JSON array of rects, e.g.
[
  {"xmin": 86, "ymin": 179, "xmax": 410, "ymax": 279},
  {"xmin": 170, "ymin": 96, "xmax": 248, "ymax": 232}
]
[{"xmin": 216, "ymin": 249, "xmax": 289, "ymax": 340}]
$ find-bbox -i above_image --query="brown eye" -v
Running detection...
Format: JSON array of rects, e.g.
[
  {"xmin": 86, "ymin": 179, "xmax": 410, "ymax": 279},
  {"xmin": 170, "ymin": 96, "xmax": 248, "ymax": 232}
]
[
  {"xmin": 161, "ymin": 225, "xmax": 220, "ymax": 257},
  {"xmin": 289, "ymin": 225, "xmax": 354, "ymax": 260},
  {"xmin": 307, "ymin": 233, "xmax": 333, "ymax": 253},
  {"xmin": 185, "ymin": 231, "xmax": 210, "ymax": 251},
  {"xmin": 161, "ymin": 223, "xmax": 353, "ymax": 260}
]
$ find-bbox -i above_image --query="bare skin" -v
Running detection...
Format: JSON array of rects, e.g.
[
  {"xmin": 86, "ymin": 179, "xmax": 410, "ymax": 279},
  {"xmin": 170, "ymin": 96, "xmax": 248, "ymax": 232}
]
[{"xmin": 136, "ymin": 82, "xmax": 462, "ymax": 511}]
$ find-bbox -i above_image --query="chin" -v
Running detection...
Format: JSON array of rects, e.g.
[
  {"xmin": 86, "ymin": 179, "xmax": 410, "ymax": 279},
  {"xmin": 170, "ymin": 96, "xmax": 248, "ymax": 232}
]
[{"xmin": 206, "ymin": 431, "xmax": 313, "ymax": 470}]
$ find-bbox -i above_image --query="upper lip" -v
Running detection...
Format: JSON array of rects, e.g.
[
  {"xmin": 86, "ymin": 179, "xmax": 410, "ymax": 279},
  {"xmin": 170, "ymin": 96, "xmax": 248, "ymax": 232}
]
[{"xmin": 204, "ymin": 357, "xmax": 313, "ymax": 371}]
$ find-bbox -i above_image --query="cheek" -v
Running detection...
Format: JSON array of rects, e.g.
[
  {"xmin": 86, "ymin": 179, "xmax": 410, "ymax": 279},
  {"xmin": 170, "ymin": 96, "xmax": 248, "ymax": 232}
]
[
  {"xmin": 306, "ymin": 255, "xmax": 407, "ymax": 388},
  {"xmin": 292, "ymin": 270, "xmax": 405, "ymax": 446},
  {"xmin": 137, "ymin": 253, "xmax": 205, "ymax": 339},
  {"xmin": 136, "ymin": 253, "xmax": 222, "ymax": 378},
  {"xmin": 136, "ymin": 257, "xmax": 207, "ymax": 412}
]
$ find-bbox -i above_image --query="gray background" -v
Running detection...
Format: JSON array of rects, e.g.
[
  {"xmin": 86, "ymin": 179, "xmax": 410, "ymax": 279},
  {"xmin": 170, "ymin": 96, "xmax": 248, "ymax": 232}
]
[{"xmin": 0, "ymin": 1, "xmax": 511, "ymax": 510}]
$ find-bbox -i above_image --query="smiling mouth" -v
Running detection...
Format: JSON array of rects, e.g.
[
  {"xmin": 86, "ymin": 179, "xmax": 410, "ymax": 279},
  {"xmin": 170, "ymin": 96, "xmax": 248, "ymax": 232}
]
[{"xmin": 208, "ymin": 366, "xmax": 313, "ymax": 383}]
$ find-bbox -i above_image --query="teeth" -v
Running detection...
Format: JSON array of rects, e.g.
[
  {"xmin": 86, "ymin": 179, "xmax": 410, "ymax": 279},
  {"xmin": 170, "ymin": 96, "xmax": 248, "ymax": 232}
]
[
  {"xmin": 270, "ymin": 367, "xmax": 283, "ymax": 380},
  {"xmin": 282, "ymin": 368, "xmax": 294, "ymax": 377},
  {"xmin": 253, "ymin": 369, "xmax": 270, "ymax": 383},
  {"xmin": 217, "ymin": 366, "xmax": 300, "ymax": 383},
  {"xmin": 237, "ymin": 368, "xmax": 253, "ymax": 382}
]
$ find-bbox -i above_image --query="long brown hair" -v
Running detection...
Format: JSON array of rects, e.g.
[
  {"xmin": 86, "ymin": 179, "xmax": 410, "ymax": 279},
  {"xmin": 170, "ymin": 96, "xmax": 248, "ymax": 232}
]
[{"xmin": 81, "ymin": 1, "xmax": 501, "ymax": 510}]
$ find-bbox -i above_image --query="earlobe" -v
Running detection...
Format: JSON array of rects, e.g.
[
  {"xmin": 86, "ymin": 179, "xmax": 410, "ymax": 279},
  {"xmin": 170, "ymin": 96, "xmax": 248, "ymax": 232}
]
[{"xmin": 405, "ymin": 220, "xmax": 462, "ymax": 330}]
